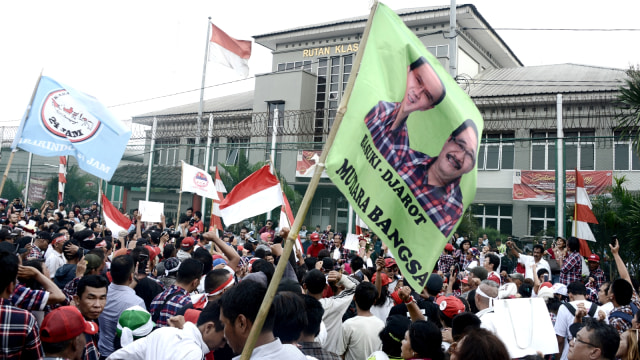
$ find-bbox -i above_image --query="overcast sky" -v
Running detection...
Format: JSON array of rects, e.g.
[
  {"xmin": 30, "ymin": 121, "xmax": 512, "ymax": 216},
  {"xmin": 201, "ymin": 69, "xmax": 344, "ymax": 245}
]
[{"xmin": 1, "ymin": 0, "xmax": 638, "ymax": 125}]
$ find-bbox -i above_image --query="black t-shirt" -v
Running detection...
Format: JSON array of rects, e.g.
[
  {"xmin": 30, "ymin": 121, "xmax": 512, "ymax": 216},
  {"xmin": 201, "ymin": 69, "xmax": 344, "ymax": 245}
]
[{"xmin": 134, "ymin": 277, "xmax": 164, "ymax": 310}]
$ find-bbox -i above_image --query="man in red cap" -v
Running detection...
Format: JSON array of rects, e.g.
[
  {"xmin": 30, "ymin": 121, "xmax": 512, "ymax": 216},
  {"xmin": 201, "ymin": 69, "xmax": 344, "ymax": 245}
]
[
  {"xmin": 586, "ymin": 253, "xmax": 606, "ymax": 291},
  {"xmin": 383, "ymin": 257, "xmax": 401, "ymax": 292},
  {"xmin": 306, "ymin": 233, "xmax": 325, "ymax": 258},
  {"xmin": 177, "ymin": 237, "xmax": 196, "ymax": 262},
  {"xmin": 437, "ymin": 243, "xmax": 457, "ymax": 277},
  {"xmin": 40, "ymin": 305, "xmax": 98, "ymax": 360}
]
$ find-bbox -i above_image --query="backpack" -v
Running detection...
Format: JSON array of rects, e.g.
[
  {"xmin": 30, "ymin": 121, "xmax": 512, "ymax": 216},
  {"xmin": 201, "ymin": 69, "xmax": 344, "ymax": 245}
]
[
  {"xmin": 609, "ymin": 302, "xmax": 639, "ymax": 324},
  {"xmin": 564, "ymin": 302, "xmax": 598, "ymax": 337}
]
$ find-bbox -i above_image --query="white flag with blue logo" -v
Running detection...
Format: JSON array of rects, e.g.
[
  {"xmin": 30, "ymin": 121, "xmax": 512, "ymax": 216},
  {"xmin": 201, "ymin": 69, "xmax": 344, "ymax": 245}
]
[
  {"xmin": 180, "ymin": 161, "xmax": 219, "ymax": 200},
  {"xmin": 12, "ymin": 76, "xmax": 131, "ymax": 181}
]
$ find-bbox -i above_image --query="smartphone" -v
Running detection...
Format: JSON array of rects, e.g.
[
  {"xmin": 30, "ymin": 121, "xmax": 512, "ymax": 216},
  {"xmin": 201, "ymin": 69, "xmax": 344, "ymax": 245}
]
[
  {"xmin": 543, "ymin": 274, "xmax": 549, "ymax": 282},
  {"xmin": 611, "ymin": 235, "xmax": 618, "ymax": 247}
]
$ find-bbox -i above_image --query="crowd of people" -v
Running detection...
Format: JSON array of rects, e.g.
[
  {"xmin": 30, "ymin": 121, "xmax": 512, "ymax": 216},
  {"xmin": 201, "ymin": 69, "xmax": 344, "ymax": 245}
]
[{"xmin": 0, "ymin": 195, "xmax": 638, "ymax": 360}]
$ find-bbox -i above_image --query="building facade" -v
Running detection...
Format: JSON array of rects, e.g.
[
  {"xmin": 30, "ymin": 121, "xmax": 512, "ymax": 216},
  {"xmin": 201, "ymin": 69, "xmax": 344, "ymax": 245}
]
[{"xmin": 122, "ymin": 4, "xmax": 631, "ymax": 238}]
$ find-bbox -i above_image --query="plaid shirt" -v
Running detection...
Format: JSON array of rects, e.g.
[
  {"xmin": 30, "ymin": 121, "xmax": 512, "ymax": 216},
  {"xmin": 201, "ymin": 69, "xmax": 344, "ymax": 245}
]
[
  {"xmin": 63, "ymin": 277, "xmax": 81, "ymax": 304},
  {"xmin": 329, "ymin": 245, "xmax": 352, "ymax": 270},
  {"xmin": 438, "ymin": 253, "xmax": 457, "ymax": 274},
  {"xmin": 365, "ymin": 101, "xmax": 463, "ymax": 237},
  {"xmin": 149, "ymin": 284, "xmax": 191, "ymax": 328},
  {"xmin": 12, "ymin": 283, "xmax": 48, "ymax": 311},
  {"xmin": 559, "ymin": 251, "xmax": 583, "ymax": 285},
  {"xmin": 0, "ymin": 298, "xmax": 44, "ymax": 359},
  {"xmin": 299, "ymin": 341, "xmax": 341, "ymax": 360},
  {"xmin": 589, "ymin": 267, "xmax": 607, "ymax": 290},
  {"xmin": 27, "ymin": 245, "xmax": 45, "ymax": 260},
  {"xmin": 83, "ymin": 332, "xmax": 100, "ymax": 360},
  {"xmin": 609, "ymin": 292, "xmax": 640, "ymax": 334}
]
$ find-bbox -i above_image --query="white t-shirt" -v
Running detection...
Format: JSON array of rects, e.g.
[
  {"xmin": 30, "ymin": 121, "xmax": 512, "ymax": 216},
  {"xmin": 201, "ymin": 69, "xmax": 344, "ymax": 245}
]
[
  {"xmin": 518, "ymin": 254, "xmax": 551, "ymax": 280},
  {"xmin": 338, "ymin": 315, "xmax": 385, "ymax": 360},
  {"xmin": 554, "ymin": 299, "xmax": 601, "ymax": 360}
]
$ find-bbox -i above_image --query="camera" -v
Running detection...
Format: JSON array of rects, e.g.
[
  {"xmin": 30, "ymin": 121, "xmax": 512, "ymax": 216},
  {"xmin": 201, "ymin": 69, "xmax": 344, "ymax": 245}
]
[{"xmin": 189, "ymin": 218, "xmax": 195, "ymax": 226}]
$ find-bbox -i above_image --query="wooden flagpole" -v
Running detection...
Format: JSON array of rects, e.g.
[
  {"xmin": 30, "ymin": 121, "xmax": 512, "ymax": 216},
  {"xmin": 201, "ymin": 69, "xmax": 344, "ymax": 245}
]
[
  {"xmin": 239, "ymin": 2, "xmax": 379, "ymax": 359},
  {"xmin": 0, "ymin": 71, "xmax": 43, "ymax": 196}
]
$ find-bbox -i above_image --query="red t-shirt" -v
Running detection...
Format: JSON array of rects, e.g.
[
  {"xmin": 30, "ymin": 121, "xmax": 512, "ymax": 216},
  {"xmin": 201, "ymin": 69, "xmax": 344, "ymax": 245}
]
[{"xmin": 306, "ymin": 242, "xmax": 326, "ymax": 258}]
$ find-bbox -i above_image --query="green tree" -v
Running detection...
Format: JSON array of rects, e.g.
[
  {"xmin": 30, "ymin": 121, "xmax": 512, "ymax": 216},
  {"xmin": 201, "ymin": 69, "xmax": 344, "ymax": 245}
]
[
  {"xmin": 0, "ymin": 178, "xmax": 24, "ymax": 202},
  {"xmin": 591, "ymin": 175, "xmax": 640, "ymax": 273},
  {"xmin": 44, "ymin": 165, "xmax": 99, "ymax": 207},
  {"xmin": 616, "ymin": 64, "xmax": 640, "ymax": 151}
]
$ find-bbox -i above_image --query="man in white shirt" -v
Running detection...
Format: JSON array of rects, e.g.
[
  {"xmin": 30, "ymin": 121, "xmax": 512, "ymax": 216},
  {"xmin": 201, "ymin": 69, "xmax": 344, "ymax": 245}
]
[
  {"xmin": 555, "ymin": 281, "xmax": 603, "ymax": 360},
  {"xmin": 303, "ymin": 269, "xmax": 358, "ymax": 354},
  {"xmin": 45, "ymin": 233, "xmax": 67, "ymax": 278},
  {"xmin": 107, "ymin": 302, "xmax": 226, "ymax": 359},
  {"xmin": 508, "ymin": 242, "xmax": 551, "ymax": 281},
  {"xmin": 475, "ymin": 280, "xmax": 500, "ymax": 333},
  {"xmin": 337, "ymin": 282, "xmax": 385, "ymax": 360}
]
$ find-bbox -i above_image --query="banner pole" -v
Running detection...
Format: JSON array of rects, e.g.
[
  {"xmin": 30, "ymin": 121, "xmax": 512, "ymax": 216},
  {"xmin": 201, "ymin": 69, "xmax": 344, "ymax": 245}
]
[
  {"xmin": 24, "ymin": 152, "xmax": 33, "ymax": 205},
  {"xmin": 145, "ymin": 117, "xmax": 157, "ymax": 201},
  {"xmin": 0, "ymin": 71, "xmax": 43, "ymax": 196},
  {"xmin": 177, "ymin": 162, "xmax": 184, "ymax": 227},
  {"xmin": 196, "ymin": 17, "xmax": 212, "ymax": 165},
  {"xmin": 238, "ymin": 2, "xmax": 379, "ymax": 359}
]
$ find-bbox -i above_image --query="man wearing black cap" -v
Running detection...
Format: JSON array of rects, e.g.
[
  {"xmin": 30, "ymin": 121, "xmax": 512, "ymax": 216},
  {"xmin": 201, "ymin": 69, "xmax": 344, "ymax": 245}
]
[{"xmin": 88, "ymin": 202, "xmax": 101, "ymax": 220}]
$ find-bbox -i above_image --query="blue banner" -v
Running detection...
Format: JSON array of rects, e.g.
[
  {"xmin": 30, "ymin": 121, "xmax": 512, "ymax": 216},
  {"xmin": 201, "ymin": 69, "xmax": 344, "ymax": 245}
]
[{"xmin": 12, "ymin": 76, "xmax": 131, "ymax": 181}]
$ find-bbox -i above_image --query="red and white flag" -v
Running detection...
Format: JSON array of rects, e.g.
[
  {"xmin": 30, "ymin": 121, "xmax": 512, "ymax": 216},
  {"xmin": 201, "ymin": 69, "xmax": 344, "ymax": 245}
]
[
  {"xmin": 219, "ymin": 165, "xmax": 283, "ymax": 225},
  {"xmin": 572, "ymin": 169, "xmax": 597, "ymax": 257},
  {"xmin": 355, "ymin": 214, "xmax": 368, "ymax": 235},
  {"xmin": 209, "ymin": 167, "xmax": 227, "ymax": 234},
  {"xmin": 101, "ymin": 194, "xmax": 132, "ymax": 235},
  {"xmin": 58, "ymin": 156, "xmax": 67, "ymax": 204},
  {"xmin": 209, "ymin": 23, "xmax": 252, "ymax": 78},
  {"xmin": 279, "ymin": 191, "xmax": 303, "ymax": 255}
]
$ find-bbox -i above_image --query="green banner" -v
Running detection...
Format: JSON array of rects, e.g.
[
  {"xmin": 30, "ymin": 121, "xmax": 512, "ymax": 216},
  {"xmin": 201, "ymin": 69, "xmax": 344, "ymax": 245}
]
[{"xmin": 326, "ymin": 3, "xmax": 484, "ymax": 291}]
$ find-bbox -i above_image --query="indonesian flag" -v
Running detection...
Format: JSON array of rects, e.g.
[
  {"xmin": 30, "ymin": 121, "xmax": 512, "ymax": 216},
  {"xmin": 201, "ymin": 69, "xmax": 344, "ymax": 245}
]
[
  {"xmin": 209, "ymin": 24, "xmax": 252, "ymax": 78},
  {"xmin": 219, "ymin": 165, "xmax": 283, "ymax": 225},
  {"xmin": 355, "ymin": 214, "xmax": 368, "ymax": 235},
  {"xmin": 58, "ymin": 156, "xmax": 67, "ymax": 204},
  {"xmin": 279, "ymin": 191, "xmax": 303, "ymax": 257},
  {"xmin": 209, "ymin": 167, "xmax": 227, "ymax": 234},
  {"xmin": 572, "ymin": 169, "xmax": 596, "ymax": 257},
  {"xmin": 101, "ymin": 193, "xmax": 132, "ymax": 235}
]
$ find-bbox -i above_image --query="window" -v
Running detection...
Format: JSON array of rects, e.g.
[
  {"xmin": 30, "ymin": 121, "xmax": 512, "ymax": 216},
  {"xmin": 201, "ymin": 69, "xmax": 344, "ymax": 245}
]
[
  {"xmin": 472, "ymin": 204, "xmax": 512, "ymax": 235},
  {"xmin": 314, "ymin": 54, "xmax": 353, "ymax": 144},
  {"xmin": 564, "ymin": 130, "xmax": 595, "ymax": 170},
  {"xmin": 187, "ymin": 137, "xmax": 206, "ymax": 166},
  {"xmin": 267, "ymin": 102, "xmax": 285, "ymax": 132},
  {"xmin": 310, "ymin": 197, "xmax": 332, "ymax": 231},
  {"xmin": 477, "ymin": 132, "xmax": 514, "ymax": 170},
  {"xmin": 153, "ymin": 138, "xmax": 179, "ymax": 166},
  {"xmin": 225, "ymin": 138, "xmax": 249, "ymax": 165},
  {"xmin": 277, "ymin": 61, "xmax": 311, "ymax": 72},
  {"xmin": 614, "ymin": 130, "xmax": 640, "ymax": 170},
  {"xmin": 531, "ymin": 131, "xmax": 556, "ymax": 170},
  {"xmin": 529, "ymin": 206, "xmax": 555, "ymax": 236}
]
